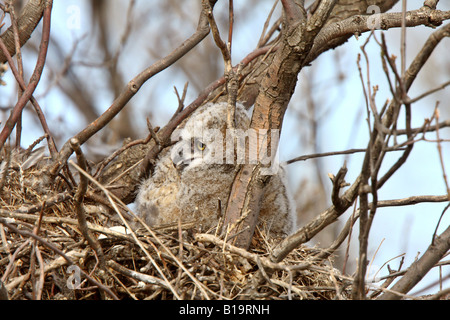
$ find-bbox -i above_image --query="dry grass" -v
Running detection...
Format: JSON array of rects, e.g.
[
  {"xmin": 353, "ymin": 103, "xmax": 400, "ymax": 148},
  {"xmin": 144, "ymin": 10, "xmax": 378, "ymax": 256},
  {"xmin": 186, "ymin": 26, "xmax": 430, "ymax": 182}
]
[{"xmin": 0, "ymin": 163, "xmax": 350, "ymax": 300}]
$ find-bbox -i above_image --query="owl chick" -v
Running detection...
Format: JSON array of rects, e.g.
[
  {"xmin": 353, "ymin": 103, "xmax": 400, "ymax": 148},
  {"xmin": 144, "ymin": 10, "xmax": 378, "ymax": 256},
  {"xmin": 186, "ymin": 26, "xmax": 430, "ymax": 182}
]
[{"xmin": 135, "ymin": 102, "xmax": 295, "ymax": 237}]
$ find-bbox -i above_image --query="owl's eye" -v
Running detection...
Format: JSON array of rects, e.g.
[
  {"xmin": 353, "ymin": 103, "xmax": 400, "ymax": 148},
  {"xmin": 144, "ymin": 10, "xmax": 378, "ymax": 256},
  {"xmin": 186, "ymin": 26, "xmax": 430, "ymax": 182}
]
[{"xmin": 196, "ymin": 140, "xmax": 206, "ymax": 151}]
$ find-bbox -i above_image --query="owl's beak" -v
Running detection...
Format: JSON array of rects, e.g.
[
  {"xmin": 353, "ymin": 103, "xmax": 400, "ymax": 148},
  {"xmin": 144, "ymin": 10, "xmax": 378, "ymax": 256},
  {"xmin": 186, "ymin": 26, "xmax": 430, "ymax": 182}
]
[
  {"xmin": 172, "ymin": 148, "xmax": 190, "ymax": 172},
  {"xmin": 174, "ymin": 160, "xmax": 188, "ymax": 172}
]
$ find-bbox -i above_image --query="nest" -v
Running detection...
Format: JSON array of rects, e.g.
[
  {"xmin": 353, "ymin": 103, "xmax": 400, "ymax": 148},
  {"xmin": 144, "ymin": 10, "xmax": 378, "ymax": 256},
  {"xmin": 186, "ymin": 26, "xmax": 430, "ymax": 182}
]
[{"xmin": 0, "ymin": 162, "xmax": 350, "ymax": 300}]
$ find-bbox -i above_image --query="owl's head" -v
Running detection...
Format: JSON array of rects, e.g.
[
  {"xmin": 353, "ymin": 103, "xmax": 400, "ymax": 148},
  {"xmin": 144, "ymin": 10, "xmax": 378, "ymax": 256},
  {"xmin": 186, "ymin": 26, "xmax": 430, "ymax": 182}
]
[{"xmin": 170, "ymin": 102, "xmax": 250, "ymax": 172}]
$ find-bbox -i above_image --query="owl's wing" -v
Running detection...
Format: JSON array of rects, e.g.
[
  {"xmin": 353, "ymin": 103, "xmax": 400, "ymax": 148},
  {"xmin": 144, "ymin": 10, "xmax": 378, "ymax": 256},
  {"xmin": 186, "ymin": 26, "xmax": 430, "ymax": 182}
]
[
  {"xmin": 135, "ymin": 148, "xmax": 181, "ymax": 226},
  {"xmin": 259, "ymin": 165, "xmax": 296, "ymax": 236}
]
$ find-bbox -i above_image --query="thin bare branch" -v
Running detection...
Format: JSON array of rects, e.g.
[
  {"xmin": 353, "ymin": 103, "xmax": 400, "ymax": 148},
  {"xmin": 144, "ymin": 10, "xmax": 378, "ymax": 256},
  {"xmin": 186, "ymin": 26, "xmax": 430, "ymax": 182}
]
[
  {"xmin": 0, "ymin": 218, "xmax": 119, "ymax": 300},
  {"xmin": 377, "ymin": 224, "xmax": 450, "ymax": 300},
  {"xmin": 0, "ymin": 0, "xmax": 55, "ymax": 155},
  {"xmin": 51, "ymin": 3, "xmax": 213, "ymax": 177},
  {"xmin": 0, "ymin": 0, "xmax": 47, "ymax": 63}
]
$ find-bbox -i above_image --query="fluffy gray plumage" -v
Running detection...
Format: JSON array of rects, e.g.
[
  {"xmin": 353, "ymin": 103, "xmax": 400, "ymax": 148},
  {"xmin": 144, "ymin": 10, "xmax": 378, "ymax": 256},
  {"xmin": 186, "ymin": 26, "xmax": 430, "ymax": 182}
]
[{"xmin": 135, "ymin": 102, "xmax": 295, "ymax": 236}]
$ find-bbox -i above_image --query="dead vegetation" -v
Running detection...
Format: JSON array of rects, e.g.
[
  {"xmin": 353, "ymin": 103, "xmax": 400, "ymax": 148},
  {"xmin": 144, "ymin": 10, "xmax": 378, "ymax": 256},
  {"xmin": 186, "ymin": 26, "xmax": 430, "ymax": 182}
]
[{"xmin": 0, "ymin": 163, "xmax": 350, "ymax": 300}]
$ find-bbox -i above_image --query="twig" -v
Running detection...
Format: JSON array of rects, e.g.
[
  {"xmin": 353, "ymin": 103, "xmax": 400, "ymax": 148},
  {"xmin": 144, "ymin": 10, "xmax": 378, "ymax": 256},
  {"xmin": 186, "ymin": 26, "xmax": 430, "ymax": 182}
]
[
  {"xmin": 376, "ymin": 194, "xmax": 450, "ymax": 208},
  {"xmin": 287, "ymin": 148, "xmax": 366, "ymax": 164},
  {"xmin": 342, "ymin": 201, "xmax": 358, "ymax": 275},
  {"xmin": 369, "ymin": 256, "xmax": 404, "ymax": 299},
  {"xmin": 0, "ymin": 191, "xmax": 72, "ymax": 216},
  {"xmin": 0, "ymin": 145, "xmax": 12, "ymax": 193},
  {"xmin": 70, "ymin": 139, "xmax": 105, "ymax": 266},
  {"xmin": 146, "ymin": 119, "xmax": 162, "ymax": 146},
  {"xmin": 195, "ymin": 233, "xmax": 303, "ymax": 272},
  {"xmin": 400, "ymin": 0, "xmax": 407, "ymax": 82},
  {"xmin": 29, "ymin": 202, "xmax": 45, "ymax": 300},
  {"xmin": 272, "ymin": 175, "xmax": 362, "ymax": 264},
  {"xmin": 433, "ymin": 106, "xmax": 450, "ymax": 198},
  {"xmin": 257, "ymin": 1, "xmax": 280, "ymax": 48},
  {"xmin": 33, "ymin": 245, "xmax": 45, "ymax": 300},
  {"xmin": 330, "ymin": 162, "xmax": 349, "ymax": 211},
  {"xmin": 204, "ymin": 0, "xmax": 232, "ymax": 73},
  {"xmin": 432, "ymin": 203, "xmax": 450, "ymax": 246},
  {"xmin": 1, "ymin": 239, "xmax": 31, "ymax": 284},
  {"xmin": 407, "ymin": 80, "xmax": 450, "ymax": 104},
  {"xmin": 107, "ymin": 260, "xmax": 172, "ymax": 290},
  {"xmin": 350, "ymin": 13, "xmax": 450, "ymax": 299},
  {"xmin": 68, "ymin": 161, "xmax": 183, "ymax": 299},
  {"xmin": 352, "ymin": 136, "xmax": 372, "ymax": 299},
  {"xmin": 227, "ymin": 0, "xmax": 234, "ymax": 54},
  {"xmin": 0, "ymin": 218, "xmax": 119, "ymax": 300},
  {"xmin": 0, "ymin": 31, "xmax": 57, "ymax": 158},
  {"xmin": 8, "ymin": 2, "xmax": 24, "ymax": 148},
  {"xmin": 203, "ymin": 0, "xmax": 238, "ymax": 129},
  {"xmin": 93, "ymin": 132, "xmax": 154, "ymax": 178},
  {"xmin": 377, "ymin": 224, "xmax": 450, "ymax": 300},
  {"xmin": 0, "ymin": 0, "xmax": 56, "ymax": 157},
  {"xmin": 296, "ymin": 192, "xmax": 450, "ymax": 266},
  {"xmin": 0, "ymin": 210, "xmax": 135, "ymax": 242},
  {"xmin": 314, "ymin": 205, "xmax": 358, "ymax": 263},
  {"xmin": 133, "ymin": 218, "xmax": 214, "ymax": 300},
  {"xmin": 426, "ymin": 287, "xmax": 450, "ymax": 300},
  {"xmin": 51, "ymin": 2, "xmax": 213, "ymax": 177},
  {"xmin": 171, "ymin": 82, "xmax": 189, "ymax": 119}
]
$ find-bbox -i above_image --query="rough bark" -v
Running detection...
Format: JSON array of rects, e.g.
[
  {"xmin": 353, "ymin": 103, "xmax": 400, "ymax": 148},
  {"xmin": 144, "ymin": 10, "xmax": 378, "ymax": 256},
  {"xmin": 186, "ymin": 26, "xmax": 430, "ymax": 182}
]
[{"xmin": 0, "ymin": 0, "xmax": 46, "ymax": 63}]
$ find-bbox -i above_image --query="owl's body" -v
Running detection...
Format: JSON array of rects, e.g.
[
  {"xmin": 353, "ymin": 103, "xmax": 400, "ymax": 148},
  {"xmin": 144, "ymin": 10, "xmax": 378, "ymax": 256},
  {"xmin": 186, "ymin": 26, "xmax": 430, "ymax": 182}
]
[{"xmin": 135, "ymin": 102, "xmax": 295, "ymax": 237}]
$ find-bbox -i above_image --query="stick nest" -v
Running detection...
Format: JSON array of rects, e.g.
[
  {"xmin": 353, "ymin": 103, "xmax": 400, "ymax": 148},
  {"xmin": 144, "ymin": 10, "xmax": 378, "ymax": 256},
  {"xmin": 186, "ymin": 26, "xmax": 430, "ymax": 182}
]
[{"xmin": 0, "ymin": 162, "xmax": 350, "ymax": 300}]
